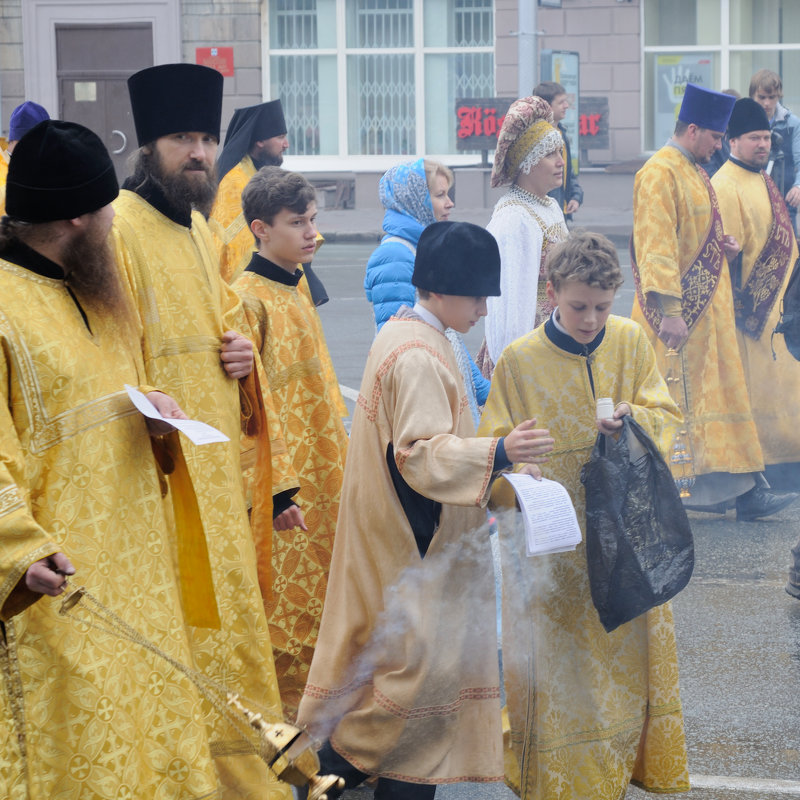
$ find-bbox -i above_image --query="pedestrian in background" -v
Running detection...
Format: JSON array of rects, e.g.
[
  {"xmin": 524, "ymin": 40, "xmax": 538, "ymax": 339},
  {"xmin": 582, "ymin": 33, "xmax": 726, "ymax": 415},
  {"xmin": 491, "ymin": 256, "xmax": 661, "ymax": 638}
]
[
  {"xmin": 749, "ymin": 69, "xmax": 800, "ymax": 233},
  {"xmin": 532, "ymin": 81, "xmax": 584, "ymax": 220}
]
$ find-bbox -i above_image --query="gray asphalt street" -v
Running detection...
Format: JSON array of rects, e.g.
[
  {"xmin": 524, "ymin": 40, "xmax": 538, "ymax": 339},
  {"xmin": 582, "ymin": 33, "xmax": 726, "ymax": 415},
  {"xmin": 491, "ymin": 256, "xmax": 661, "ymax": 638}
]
[{"xmin": 312, "ymin": 242, "xmax": 800, "ymax": 799}]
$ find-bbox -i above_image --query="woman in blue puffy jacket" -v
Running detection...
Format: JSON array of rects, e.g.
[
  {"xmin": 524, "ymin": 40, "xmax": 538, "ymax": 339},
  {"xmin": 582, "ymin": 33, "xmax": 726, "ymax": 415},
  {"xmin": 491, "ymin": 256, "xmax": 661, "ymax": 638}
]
[{"xmin": 364, "ymin": 158, "xmax": 491, "ymax": 419}]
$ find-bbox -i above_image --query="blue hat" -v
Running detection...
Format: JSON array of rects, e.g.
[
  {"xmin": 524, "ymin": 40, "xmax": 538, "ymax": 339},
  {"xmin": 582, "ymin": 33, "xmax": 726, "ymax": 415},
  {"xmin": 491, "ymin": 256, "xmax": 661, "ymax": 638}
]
[
  {"xmin": 8, "ymin": 101, "xmax": 50, "ymax": 142},
  {"xmin": 678, "ymin": 83, "xmax": 736, "ymax": 133}
]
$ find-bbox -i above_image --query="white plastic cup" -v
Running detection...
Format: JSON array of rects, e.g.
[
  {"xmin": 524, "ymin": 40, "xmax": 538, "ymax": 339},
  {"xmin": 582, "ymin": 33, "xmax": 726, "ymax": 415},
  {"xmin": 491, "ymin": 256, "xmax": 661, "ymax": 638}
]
[{"xmin": 596, "ymin": 397, "xmax": 615, "ymax": 421}]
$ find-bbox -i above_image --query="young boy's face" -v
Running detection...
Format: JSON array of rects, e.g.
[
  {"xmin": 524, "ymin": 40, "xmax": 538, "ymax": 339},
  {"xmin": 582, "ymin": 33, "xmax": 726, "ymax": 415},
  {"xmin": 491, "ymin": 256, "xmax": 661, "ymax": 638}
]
[
  {"xmin": 546, "ymin": 280, "xmax": 615, "ymax": 344},
  {"xmin": 256, "ymin": 202, "xmax": 318, "ymax": 272},
  {"xmin": 433, "ymin": 294, "xmax": 488, "ymax": 334}
]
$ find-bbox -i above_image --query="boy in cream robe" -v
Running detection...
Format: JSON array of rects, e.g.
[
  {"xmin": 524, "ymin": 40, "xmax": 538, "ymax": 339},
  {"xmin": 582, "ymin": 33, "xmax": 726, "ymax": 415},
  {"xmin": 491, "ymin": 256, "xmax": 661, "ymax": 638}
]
[
  {"xmin": 297, "ymin": 221, "xmax": 553, "ymax": 800},
  {"xmin": 234, "ymin": 167, "xmax": 349, "ymax": 720},
  {"xmin": 479, "ymin": 231, "xmax": 690, "ymax": 800}
]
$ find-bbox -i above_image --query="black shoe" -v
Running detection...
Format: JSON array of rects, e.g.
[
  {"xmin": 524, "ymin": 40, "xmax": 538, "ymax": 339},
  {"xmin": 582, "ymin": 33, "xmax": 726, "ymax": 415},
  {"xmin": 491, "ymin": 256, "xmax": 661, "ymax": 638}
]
[
  {"xmin": 786, "ymin": 581, "xmax": 800, "ymax": 600},
  {"xmin": 735, "ymin": 487, "xmax": 800, "ymax": 522},
  {"xmin": 683, "ymin": 500, "xmax": 728, "ymax": 514}
]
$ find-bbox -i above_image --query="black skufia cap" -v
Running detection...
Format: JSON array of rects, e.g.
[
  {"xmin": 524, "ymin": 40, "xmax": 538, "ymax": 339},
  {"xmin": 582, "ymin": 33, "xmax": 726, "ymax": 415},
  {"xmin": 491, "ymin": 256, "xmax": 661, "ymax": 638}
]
[
  {"xmin": 218, "ymin": 100, "xmax": 287, "ymax": 180},
  {"xmin": 6, "ymin": 120, "xmax": 119, "ymax": 223},
  {"xmin": 127, "ymin": 63, "xmax": 224, "ymax": 146},
  {"xmin": 412, "ymin": 221, "xmax": 501, "ymax": 297},
  {"xmin": 727, "ymin": 97, "xmax": 771, "ymax": 139}
]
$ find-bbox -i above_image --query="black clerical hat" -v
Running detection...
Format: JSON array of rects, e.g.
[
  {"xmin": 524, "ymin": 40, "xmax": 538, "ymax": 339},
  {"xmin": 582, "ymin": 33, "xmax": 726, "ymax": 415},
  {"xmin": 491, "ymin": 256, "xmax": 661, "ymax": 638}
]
[
  {"xmin": 6, "ymin": 120, "xmax": 118, "ymax": 223},
  {"xmin": 217, "ymin": 100, "xmax": 287, "ymax": 180},
  {"xmin": 127, "ymin": 63, "xmax": 224, "ymax": 146},
  {"xmin": 412, "ymin": 221, "xmax": 501, "ymax": 296},
  {"xmin": 727, "ymin": 97, "xmax": 771, "ymax": 138}
]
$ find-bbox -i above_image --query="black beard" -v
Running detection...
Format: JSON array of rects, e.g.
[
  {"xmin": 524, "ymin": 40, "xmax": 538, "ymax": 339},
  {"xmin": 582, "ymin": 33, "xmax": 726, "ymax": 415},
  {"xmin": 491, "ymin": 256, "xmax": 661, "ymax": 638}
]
[
  {"xmin": 252, "ymin": 151, "xmax": 284, "ymax": 169},
  {"xmin": 62, "ymin": 227, "xmax": 133, "ymax": 324}
]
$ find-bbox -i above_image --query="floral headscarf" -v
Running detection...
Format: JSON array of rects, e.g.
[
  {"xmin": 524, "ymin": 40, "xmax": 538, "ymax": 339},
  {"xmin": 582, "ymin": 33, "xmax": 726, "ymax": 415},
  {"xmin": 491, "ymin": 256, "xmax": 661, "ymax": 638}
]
[
  {"xmin": 491, "ymin": 96, "xmax": 562, "ymax": 188},
  {"xmin": 379, "ymin": 158, "xmax": 435, "ymax": 227}
]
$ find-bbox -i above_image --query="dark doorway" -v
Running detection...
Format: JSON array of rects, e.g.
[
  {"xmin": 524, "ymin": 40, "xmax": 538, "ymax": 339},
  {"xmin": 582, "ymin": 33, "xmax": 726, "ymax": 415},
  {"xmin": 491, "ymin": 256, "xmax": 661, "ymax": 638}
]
[{"xmin": 57, "ymin": 24, "xmax": 154, "ymax": 180}]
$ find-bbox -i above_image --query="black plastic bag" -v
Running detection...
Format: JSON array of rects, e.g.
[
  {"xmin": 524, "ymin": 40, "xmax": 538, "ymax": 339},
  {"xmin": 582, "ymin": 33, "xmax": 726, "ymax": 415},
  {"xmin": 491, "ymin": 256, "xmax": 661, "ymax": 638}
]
[
  {"xmin": 580, "ymin": 415, "xmax": 694, "ymax": 633},
  {"xmin": 773, "ymin": 257, "xmax": 800, "ymax": 360}
]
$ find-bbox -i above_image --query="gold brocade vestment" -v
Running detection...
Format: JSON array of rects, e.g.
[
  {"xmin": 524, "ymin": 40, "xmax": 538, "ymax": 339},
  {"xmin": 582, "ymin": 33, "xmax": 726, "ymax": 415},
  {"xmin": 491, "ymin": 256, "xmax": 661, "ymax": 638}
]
[
  {"xmin": 209, "ymin": 155, "xmax": 257, "ymax": 284},
  {"xmin": 235, "ymin": 260, "xmax": 348, "ymax": 721},
  {"xmin": 297, "ymin": 311, "xmax": 504, "ymax": 784},
  {"xmin": 478, "ymin": 316, "xmax": 690, "ymax": 800},
  {"xmin": 712, "ymin": 160, "xmax": 800, "ymax": 466},
  {"xmin": 631, "ymin": 145, "xmax": 764, "ymax": 477},
  {"xmin": 111, "ymin": 190, "xmax": 291, "ymax": 800},
  {"xmin": 0, "ymin": 256, "xmax": 221, "ymax": 800}
]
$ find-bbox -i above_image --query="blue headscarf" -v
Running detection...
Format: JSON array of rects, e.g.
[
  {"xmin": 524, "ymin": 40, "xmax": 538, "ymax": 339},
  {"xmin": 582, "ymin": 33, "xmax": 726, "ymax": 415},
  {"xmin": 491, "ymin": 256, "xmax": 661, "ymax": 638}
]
[{"xmin": 379, "ymin": 158, "xmax": 435, "ymax": 227}]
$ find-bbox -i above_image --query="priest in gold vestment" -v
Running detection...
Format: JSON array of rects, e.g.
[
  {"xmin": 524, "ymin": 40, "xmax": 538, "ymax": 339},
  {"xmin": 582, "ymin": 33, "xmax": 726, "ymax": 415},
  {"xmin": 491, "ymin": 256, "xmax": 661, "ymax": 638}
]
[
  {"xmin": 479, "ymin": 232, "xmax": 689, "ymax": 800},
  {"xmin": 711, "ymin": 98, "xmax": 800, "ymax": 487},
  {"xmin": 0, "ymin": 121, "xmax": 222, "ymax": 799},
  {"xmin": 210, "ymin": 100, "xmax": 289, "ymax": 284},
  {"xmin": 234, "ymin": 168, "xmax": 348, "ymax": 721},
  {"xmin": 631, "ymin": 82, "xmax": 795, "ymax": 521},
  {"xmin": 113, "ymin": 64, "xmax": 294, "ymax": 800}
]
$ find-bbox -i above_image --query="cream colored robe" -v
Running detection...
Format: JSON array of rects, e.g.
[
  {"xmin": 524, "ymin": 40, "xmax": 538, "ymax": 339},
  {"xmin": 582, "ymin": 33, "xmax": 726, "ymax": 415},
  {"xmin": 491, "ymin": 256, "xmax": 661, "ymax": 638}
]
[
  {"xmin": 0, "ymin": 255, "xmax": 221, "ymax": 799},
  {"xmin": 712, "ymin": 159, "xmax": 800, "ymax": 465},
  {"xmin": 631, "ymin": 145, "xmax": 764, "ymax": 480},
  {"xmin": 297, "ymin": 310, "xmax": 504, "ymax": 784},
  {"xmin": 478, "ymin": 315, "xmax": 690, "ymax": 800},
  {"xmin": 111, "ymin": 190, "xmax": 291, "ymax": 800}
]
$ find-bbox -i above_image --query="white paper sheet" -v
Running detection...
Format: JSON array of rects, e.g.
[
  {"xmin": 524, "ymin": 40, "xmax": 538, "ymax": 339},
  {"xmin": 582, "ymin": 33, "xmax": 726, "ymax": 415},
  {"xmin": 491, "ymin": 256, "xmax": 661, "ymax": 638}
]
[
  {"xmin": 125, "ymin": 384, "xmax": 230, "ymax": 445},
  {"xmin": 502, "ymin": 473, "xmax": 582, "ymax": 556}
]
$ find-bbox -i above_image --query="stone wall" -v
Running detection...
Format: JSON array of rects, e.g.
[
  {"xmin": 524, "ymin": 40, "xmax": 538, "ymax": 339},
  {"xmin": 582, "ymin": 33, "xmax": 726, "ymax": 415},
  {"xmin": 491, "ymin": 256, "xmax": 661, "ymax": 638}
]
[{"xmin": 181, "ymin": 0, "xmax": 264, "ymax": 134}]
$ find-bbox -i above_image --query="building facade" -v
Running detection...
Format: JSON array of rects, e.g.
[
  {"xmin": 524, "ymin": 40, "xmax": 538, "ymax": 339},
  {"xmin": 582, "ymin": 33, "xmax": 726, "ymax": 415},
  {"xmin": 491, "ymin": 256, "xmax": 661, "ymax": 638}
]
[{"xmin": 1, "ymin": 0, "xmax": 798, "ymax": 175}]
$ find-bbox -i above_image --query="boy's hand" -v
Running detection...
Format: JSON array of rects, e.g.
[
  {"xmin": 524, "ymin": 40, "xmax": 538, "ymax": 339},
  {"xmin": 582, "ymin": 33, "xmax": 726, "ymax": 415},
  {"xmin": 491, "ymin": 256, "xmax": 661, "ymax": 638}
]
[
  {"xmin": 221, "ymin": 330, "xmax": 254, "ymax": 379},
  {"xmin": 596, "ymin": 402, "xmax": 631, "ymax": 434},
  {"xmin": 274, "ymin": 504, "xmax": 308, "ymax": 531},
  {"xmin": 503, "ymin": 418, "xmax": 554, "ymax": 464},
  {"xmin": 518, "ymin": 463, "xmax": 544, "ymax": 481}
]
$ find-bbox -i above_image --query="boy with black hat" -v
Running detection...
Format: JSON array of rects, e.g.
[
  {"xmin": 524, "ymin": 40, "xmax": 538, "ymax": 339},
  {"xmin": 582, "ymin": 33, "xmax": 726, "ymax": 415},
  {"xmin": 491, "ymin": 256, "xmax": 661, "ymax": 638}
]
[
  {"xmin": 0, "ymin": 120, "xmax": 222, "ymax": 797},
  {"xmin": 111, "ymin": 63, "xmax": 296, "ymax": 800},
  {"xmin": 211, "ymin": 99, "xmax": 290, "ymax": 283},
  {"xmin": 296, "ymin": 221, "xmax": 552, "ymax": 800}
]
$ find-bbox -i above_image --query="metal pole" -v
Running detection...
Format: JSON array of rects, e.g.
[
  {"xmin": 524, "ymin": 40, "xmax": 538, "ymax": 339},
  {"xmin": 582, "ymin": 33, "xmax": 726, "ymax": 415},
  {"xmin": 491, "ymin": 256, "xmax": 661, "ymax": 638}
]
[{"xmin": 518, "ymin": 2, "xmax": 537, "ymax": 98}]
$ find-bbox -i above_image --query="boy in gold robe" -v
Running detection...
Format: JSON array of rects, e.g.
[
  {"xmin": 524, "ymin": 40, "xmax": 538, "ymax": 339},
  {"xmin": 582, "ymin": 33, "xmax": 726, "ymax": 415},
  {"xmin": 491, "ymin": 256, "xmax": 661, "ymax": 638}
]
[
  {"xmin": 0, "ymin": 120, "xmax": 222, "ymax": 799},
  {"xmin": 298, "ymin": 221, "xmax": 552, "ymax": 800},
  {"xmin": 233, "ymin": 167, "xmax": 349, "ymax": 720},
  {"xmin": 479, "ymin": 231, "xmax": 690, "ymax": 800}
]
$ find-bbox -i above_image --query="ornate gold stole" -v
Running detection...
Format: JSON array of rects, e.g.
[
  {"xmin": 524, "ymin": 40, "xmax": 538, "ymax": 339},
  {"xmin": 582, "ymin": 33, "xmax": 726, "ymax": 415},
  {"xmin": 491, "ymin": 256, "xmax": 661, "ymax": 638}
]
[
  {"xmin": 631, "ymin": 166, "xmax": 725, "ymax": 336},
  {"xmin": 735, "ymin": 171, "xmax": 796, "ymax": 339}
]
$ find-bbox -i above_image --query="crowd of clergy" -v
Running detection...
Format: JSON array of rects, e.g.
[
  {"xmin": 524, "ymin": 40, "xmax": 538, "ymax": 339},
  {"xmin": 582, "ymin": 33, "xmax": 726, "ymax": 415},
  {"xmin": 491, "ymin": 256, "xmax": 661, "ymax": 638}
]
[{"xmin": 0, "ymin": 57, "xmax": 799, "ymax": 800}]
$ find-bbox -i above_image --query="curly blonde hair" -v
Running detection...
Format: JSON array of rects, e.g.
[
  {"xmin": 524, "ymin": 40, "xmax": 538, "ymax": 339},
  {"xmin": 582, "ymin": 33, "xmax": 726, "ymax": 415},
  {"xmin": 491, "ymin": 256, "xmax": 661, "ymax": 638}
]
[{"xmin": 546, "ymin": 230, "xmax": 623, "ymax": 292}]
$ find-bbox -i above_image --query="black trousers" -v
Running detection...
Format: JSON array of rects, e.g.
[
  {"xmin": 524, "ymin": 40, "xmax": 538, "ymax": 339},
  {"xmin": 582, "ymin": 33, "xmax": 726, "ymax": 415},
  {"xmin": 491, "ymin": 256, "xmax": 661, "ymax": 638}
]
[{"xmin": 318, "ymin": 741, "xmax": 437, "ymax": 800}]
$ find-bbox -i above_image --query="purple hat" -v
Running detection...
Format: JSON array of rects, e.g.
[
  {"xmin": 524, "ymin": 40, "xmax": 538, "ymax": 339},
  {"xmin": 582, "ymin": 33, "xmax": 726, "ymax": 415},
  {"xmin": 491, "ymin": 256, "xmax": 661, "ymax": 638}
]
[
  {"xmin": 678, "ymin": 83, "xmax": 736, "ymax": 133},
  {"xmin": 9, "ymin": 101, "xmax": 50, "ymax": 142}
]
